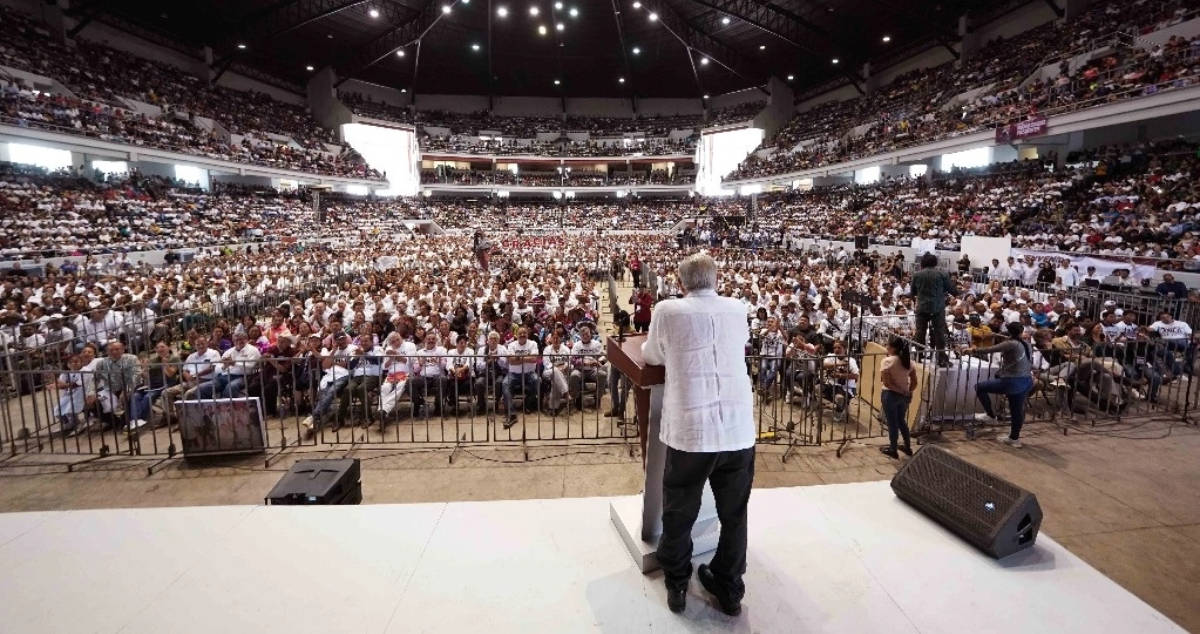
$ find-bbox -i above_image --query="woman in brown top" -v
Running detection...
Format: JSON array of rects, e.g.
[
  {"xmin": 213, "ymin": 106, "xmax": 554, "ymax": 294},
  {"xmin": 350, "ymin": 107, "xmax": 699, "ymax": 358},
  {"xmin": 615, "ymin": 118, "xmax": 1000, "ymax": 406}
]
[{"xmin": 879, "ymin": 337, "xmax": 918, "ymax": 459}]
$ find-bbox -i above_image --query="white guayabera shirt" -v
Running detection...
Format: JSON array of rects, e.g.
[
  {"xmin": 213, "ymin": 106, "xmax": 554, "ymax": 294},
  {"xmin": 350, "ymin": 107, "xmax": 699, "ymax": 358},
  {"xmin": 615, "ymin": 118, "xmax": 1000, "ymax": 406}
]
[{"xmin": 641, "ymin": 289, "xmax": 755, "ymax": 453}]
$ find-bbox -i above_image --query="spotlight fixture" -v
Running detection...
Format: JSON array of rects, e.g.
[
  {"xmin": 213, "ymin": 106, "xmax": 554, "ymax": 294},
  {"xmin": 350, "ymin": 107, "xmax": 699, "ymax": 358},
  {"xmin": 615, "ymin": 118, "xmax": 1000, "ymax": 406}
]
[
  {"xmin": 699, "ymin": 56, "xmax": 709, "ymax": 66},
  {"xmin": 368, "ymin": 7, "xmax": 380, "ymax": 18},
  {"xmin": 529, "ymin": 5, "xmax": 539, "ymax": 15},
  {"xmin": 632, "ymin": 1, "xmax": 641, "ymax": 7},
  {"xmin": 631, "ymin": 46, "xmax": 640, "ymax": 54},
  {"xmin": 442, "ymin": 4, "xmax": 451, "ymax": 13},
  {"xmin": 882, "ymin": 34, "xmax": 891, "ymax": 43},
  {"xmin": 556, "ymin": 22, "xmax": 564, "ymax": 31},
  {"xmin": 721, "ymin": 16, "xmax": 730, "ymax": 25},
  {"xmin": 758, "ymin": 44, "xmax": 766, "ymax": 50},
  {"xmin": 618, "ymin": 76, "xmax": 625, "ymax": 83},
  {"xmin": 787, "ymin": 74, "xmax": 794, "ymax": 81},
  {"xmin": 472, "ymin": 43, "xmax": 481, "ymax": 51},
  {"xmin": 236, "ymin": 43, "xmax": 246, "ymax": 50},
  {"xmin": 538, "ymin": 24, "xmax": 548, "ymax": 35},
  {"xmin": 831, "ymin": 57, "xmax": 839, "ymax": 64},
  {"xmin": 401, "ymin": 88, "xmax": 407, "ymax": 93},
  {"xmin": 555, "ymin": 1, "xmax": 563, "ymax": 8},
  {"xmin": 703, "ymin": 93, "xmax": 709, "ymax": 99},
  {"xmin": 305, "ymin": 65, "xmax": 314, "ymax": 71},
  {"xmin": 569, "ymin": 7, "xmax": 578, "ymax": 17},
  {"xmin": 648, "ymin": 12, "xmax": 657, "ymax": 21},
  {"xmin": 554, "ymin": 79, "xmax": 561, "ymax": 85},
  {"xmin": 397, "ymin": 49, "xmax": 406, "ymax": 57},
  {"xmin": 497, "ymin": 6, "xmax": 508, "ymax": 16}
]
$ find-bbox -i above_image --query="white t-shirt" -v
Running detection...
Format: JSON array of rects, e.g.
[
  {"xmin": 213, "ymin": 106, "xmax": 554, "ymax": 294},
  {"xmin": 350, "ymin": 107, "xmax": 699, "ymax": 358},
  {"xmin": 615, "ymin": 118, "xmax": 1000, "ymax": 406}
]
[{"xmin": 1150, "ymin": 320, "xmax": 1192, "ymax": 341}]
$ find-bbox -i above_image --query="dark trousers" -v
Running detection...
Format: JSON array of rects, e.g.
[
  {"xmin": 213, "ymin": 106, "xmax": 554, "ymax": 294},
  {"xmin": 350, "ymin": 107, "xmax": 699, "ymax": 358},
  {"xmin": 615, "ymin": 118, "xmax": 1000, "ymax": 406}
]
[
  {"xmin": 881, "ymin": 389, "xmax": 911, "ymax": 450},
  {"xmin": 976, "ymin": 375, "xmax": 1034, "ymax": 440},
  {"xmin": 914, "ymin": 310, "xmax": 946, "ymax": 352},
  {"xmin": 658, "ymin": 446, "xmax": 755, "ymax": 600},
  {"xmin": 631, "ymin": 269, "xmax": 642, "ymax": 288}
]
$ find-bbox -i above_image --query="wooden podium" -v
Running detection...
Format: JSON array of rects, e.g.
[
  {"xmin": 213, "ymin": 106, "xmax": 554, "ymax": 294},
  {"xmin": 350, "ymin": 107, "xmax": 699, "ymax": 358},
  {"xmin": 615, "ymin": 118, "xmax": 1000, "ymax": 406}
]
[{"xmin": 607, "ymin": 334, "xmax": 720, "ymax": 573}]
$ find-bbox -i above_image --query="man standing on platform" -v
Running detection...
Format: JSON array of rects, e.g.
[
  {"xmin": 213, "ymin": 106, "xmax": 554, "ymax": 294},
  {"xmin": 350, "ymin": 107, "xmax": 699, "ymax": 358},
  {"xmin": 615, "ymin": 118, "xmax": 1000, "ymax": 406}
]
[
  {"xmin": 641, "ymin": 252, "xmax": 755, "ymax": 616},
  {"xmin": 911, "ymin": 253, "xmax": 957, "ymax": 364}
]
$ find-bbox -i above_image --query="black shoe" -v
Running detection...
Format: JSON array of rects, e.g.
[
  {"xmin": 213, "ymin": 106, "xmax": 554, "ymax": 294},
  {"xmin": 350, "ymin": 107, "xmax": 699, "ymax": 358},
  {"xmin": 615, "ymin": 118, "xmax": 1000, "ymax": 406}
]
[
  {"xmin": 667, "ymin": 586, "xmax": 686, "ymax": 613},
  {"xmin": 697, "ymin": 564, "xmax": 741, "ymax": 616},
  {"xmin": 879, "ymin": 446, "xmax": 899, "ymax": 459},
  {"xmin": 899, "ymin": 444, "xmax": 913, "ymax": 457},
  {"xmin": 503, "ymin": 415, "xmax": 517, "ymax": 429}
]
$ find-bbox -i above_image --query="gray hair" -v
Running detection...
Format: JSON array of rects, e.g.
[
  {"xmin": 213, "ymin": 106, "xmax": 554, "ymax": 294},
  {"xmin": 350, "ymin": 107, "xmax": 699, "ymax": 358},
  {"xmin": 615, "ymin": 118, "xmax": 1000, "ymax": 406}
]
[{"xmin": 678, "ymin": 252, "xmax": 717, "ymax": 292}]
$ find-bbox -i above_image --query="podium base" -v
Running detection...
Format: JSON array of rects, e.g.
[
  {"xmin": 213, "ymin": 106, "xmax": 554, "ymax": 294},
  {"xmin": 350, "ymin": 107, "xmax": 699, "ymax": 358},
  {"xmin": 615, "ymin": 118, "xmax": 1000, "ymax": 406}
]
[{"xmin": 609, "ymin": 495, "xmax": 720, "ymax": 573}]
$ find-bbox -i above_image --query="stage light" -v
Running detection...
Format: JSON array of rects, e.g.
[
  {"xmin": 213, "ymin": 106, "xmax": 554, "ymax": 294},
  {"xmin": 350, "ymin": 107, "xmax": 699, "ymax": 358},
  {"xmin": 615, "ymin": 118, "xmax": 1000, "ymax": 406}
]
[
  {"xmin": 758, "ymin": 44, "xmax": 765, "ymax": 50},
  {"xmin": 787, "ymin": 74, "xmax": 794, "ymax": 81},
  {"xmin": 538, "ymin": 24, "xmax": 547, "ymax": 34},
  {"xmin": 882, "ymin": 34, "xmax": 891, "ymax": 43},
  {"xmin": 569, "ymin": 7, "xmax": 578, "ymax": 17},
  {"xmin": 618, "ymin": 76, "xmax": 625, "ymax": 83},
  {"xmin": 555, "ymin": 1, "xmax": 563, "ymax": 8},
  {"xmin": 721, "ymin": 16, "xmax": 730, "ymax": 25},
  {"xmin": 831, "ymin": 57, "xmax": 839, "ymax": 64},
  {"xmin": 306, "ymin": 65, "xmax": 314, "ymax": 71},
  {"xmin": 397, "ymin": 49, "xmax": 406, "ymax": 57},
  {"xmin": 529, "ymin": 5, "xmax": 539, "ymax": 15},
  {"xmin": 632, "ymin": 46, "xmax": 640, "ymax": 54},
  {"xmin": 497, "ymin": 6, "xmax": 508, "ymax": 16},
  {"xmin": 703, "ymin": 93, "xmax": 709, "ymax": 99},
  {"xmin": 463, "ymin": 0, "xmax": 470, "ymax": 4},
  {"xmin": 369, "ymin": 7, "xmax": 380, "ymax": 18},
  {"xmin": 699, "ymin": 56, "xmax": 708, "ymax": 65},
  {"xmin": 554, "ymin": 79, "xmax": 561, "ymax": 85},
  {"xmin": 556, "ymin": 22, "xmax": 564, "ymax": 31},
  {"xmin": 236, "ymin": 43, "xmax": 246, "ymax": 50},
  {"xmin": 648, "ymin": 12, "xmax": 657, "ymax": 21},
  {"xmin": 442, "ymin": 4, "xmax": 451, "ymax": 13},
  {"xmin": 401, "ymin": 88, "xmax": 407, "ymax": 93},
  {"xmin": 632, "ymin": 1, "xmax": 641, "ymax": 8},
  {"xmin": 472, "ymin": 43, "xmax": 481, "ymax": 51}
]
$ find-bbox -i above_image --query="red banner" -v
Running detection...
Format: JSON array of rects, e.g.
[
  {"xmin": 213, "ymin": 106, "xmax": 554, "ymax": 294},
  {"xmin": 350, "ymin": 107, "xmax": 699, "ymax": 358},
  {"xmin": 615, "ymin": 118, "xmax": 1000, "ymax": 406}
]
[{"xmin": 995, "ymin": 117, "xmax": 1048, "ymax": 143}]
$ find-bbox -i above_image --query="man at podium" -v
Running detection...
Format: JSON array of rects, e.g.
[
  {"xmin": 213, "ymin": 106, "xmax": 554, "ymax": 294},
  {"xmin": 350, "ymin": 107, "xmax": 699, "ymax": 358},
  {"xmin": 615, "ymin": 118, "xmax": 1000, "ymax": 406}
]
[{"xmin": 640, "ymin": 252, "xmax": 756, "ymax": 616}]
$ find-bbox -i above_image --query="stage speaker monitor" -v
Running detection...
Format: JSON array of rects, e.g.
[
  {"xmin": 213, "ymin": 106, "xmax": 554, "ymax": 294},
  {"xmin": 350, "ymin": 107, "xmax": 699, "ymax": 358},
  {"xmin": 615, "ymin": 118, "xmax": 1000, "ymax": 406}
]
[
  {"xmin": 266, "ymin": 459, "xmax": 362, "ymax": 505},
  {"xmin": 891, "ymin": 445, "xmax": 1042, "ymax": 559},
  {"xmin": 854, "ymin": 235, "xmax": 869, "ymax": 250}
]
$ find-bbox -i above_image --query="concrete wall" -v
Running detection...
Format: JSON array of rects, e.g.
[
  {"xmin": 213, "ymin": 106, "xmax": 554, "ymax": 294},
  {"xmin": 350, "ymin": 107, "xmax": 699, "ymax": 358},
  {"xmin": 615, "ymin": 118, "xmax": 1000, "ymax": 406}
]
[
  {"xmin": 216, "ymin": 72, "xmax": 305, "ymax": 106},
  {"xmin": 492, "ymin": 96, "xmax": 561, "ymax": 116},
  {"xmin": 566, "ymin": 98, "xmax": 634, "ymax": 117},
  {"xmin": 710, "ymin": 87, "xmax": 766, "ymax": 110},
  {"xmin": 795, "ymin": 84, "xmax": 860, "ymax": 114},
  {"xmin": 636, "ymin": 98, "xmax": 704, "ymax": 116},
  {"xmin": 306, "ymin": 67, "xmax": 352, "ymax": 136},
  {"xmin": 971, "ymin": 1, "xmax": 1060, "ymax": 48},
  {"xmin": 1137, "ymin": 17, "xmax": 1200, "ymax": 48},
  {"xmin": 414, "ymin": 94, "xmax": 490, "ymax": 113},
  {"xmin": 873, "ymin": 45, "xmax": 958, "ymax": 88},
  {"xmin": 341, "ymin": 79, "xmax": 410, "ymax": 107}
]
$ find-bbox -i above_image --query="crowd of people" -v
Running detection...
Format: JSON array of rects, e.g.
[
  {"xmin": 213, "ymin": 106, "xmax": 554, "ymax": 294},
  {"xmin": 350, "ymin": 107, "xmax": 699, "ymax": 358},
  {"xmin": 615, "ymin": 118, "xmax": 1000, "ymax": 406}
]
[
  {"xmin": 0, "ymin": 163, "xmax": 406, "ymax": 259},
  {"xmin": 727, "ymin": 0, "xmax": 1200, "ymax": 181},
  {"xmin": 421, "ymin": 166, "xmax": 694, "ymax": 186},
  {"xmin": 0, "ymin": 6, "xmax": 380, "ymax": 179},
  {"xmin": 419, "ymin": 135, "xmax": 695, "ymax": 157}
]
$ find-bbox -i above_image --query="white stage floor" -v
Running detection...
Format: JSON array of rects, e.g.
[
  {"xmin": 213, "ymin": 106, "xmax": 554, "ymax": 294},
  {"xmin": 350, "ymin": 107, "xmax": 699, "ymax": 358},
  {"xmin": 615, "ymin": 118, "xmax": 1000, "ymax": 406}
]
[{"xmin": 0, "ymin": 480, "xmax": 1181, "ymax": 633}]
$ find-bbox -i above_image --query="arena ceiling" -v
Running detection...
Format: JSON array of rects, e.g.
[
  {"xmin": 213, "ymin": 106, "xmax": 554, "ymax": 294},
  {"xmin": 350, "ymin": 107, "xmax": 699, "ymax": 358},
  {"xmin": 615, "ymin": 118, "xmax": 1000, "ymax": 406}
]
[{"xmin": 82, "ymin": 0, "xmax": 1023, "ymax": 99}]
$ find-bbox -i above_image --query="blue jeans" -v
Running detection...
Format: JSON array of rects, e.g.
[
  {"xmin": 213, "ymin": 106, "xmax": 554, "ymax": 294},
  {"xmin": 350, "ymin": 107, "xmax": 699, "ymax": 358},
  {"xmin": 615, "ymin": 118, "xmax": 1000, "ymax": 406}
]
[
  {"xmin": 880, "ymin": 389, "xmax": 911, "ymax": 450},
  {"xmin": 1163, "ymin": 339, "xmax": 1192, "ymax": 375},
  {"xmin": 130, "ymin": 386, "xmax": 166, "ymax": 422},
  {"xmin": 975, "ymin": 375, "xmax": 1034, "ymax": 440},
  {"xmin": 759, "ymin": 360, "xmax": 779, "ymax": 390},
  {"xmin": 196, "ymin": 373, "xmax": 248, "ymax": 399},
  {"xmin": 503, "ymin": 371, "xmax": 540, "ymax": 416}
]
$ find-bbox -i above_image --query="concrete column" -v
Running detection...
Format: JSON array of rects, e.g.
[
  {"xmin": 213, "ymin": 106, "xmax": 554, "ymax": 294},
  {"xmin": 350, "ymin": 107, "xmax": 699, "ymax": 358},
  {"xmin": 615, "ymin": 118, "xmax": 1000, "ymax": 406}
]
[
  {"xmin": 1063, "ymin": 0, "xmax": 1091, "ymax": 21},
  {"xmin": 306, "ymin": 66, "xmax": 353, "ymax": 135},
  {"xmin": 42, "ymin": 1, "xmax": 69, "ymax": 44},
  {"xmin": 756, "ymin": 76, "xmax": 795, "ymax": 141},
  {"xmin": 958, "ymin": 15, "xmax": 979, "ymax": 64},
  {"xmin": 862, "ymin": 62, "xmax": 878, "ymax": 95},
  {"xmin": 193, "ymin": 46, "xmax": 214, "ymax": 84}
]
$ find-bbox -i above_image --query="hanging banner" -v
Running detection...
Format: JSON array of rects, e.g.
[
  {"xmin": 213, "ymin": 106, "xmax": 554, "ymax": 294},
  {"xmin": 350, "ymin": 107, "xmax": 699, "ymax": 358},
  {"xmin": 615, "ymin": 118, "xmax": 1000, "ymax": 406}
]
[
  {"xmin": 995, "ymin": 117, "xmax": 1048, "ymax": 144},
  {"xmin": 1011, "ymin": 249, "xmax": 1157, "ymax": 282}
]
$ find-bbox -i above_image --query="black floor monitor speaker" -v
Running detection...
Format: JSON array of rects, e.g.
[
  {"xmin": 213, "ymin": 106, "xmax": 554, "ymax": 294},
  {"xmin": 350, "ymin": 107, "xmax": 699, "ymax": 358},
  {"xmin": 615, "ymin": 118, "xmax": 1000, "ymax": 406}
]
[
  {"xmin": 891, "ymin": 445, "xmax": 1042, "ymax": 559},
  {"xmin": 854, "ymin": 235, "xmax": 869, "ymax": 250},
  {"xmin": 266, "ymin": 459, "xmax": 362, "ymax": 505}
]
